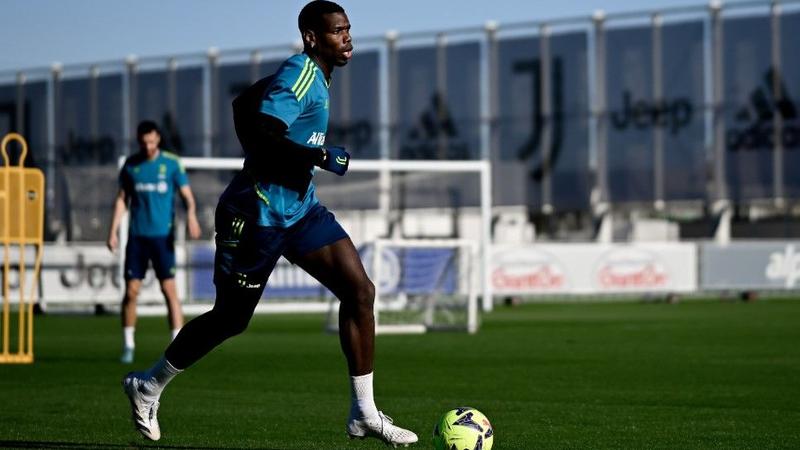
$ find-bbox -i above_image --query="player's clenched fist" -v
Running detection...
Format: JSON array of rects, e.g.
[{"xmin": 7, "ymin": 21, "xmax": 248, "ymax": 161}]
[{"xmin": 320, "ymin": 146, "xmax": 350, "ymax": 176}]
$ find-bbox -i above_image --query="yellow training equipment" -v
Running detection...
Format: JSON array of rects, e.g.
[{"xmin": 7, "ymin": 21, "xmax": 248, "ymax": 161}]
[{"xmin": 0, "ymin": 133, "xmax": 44, "ymax": 364}]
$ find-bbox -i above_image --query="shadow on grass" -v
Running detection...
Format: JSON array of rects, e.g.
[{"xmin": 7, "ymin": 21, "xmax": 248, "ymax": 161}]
[{"xmin": 0, "ymin": 441, "xmax": 282, "ymax": 450}]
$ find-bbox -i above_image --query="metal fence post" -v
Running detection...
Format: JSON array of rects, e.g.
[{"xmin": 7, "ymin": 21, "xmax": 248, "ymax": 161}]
[
  {"xmin": 436, "ymin": 33, "xmax": 448, "ymax": 160},
  {"xmin": 709, "ymin": 0, "xmax": 731, "ymax": 244},
  {"xmin": 89, "ymin": 65, "xmax": 98, "ymax": 147},
  {"xmin": 480, "ymin": 21, "xmax": 497, "ymax": 164},
  {"xmin": 592, "ymin": 11, "xmax": 613, "ymax": 243},
  {"xmin": 379, "ymin": 31, "xmax": 397, "ymax": 233},
  {"xmin": 47, "ymin": 63, "xmax": 60, "ymax": 215},
  {"xmin": 540, "ymin": 24, "xmax": 553, "ymax": 214},
  {"xmin": 771, "ymin": 0, "xmax": 784, "ymax": 208},
  {"xmin": 126, "ymin": 55, "xmax": 138, "ymax": 155},
  {"xmin": 167, "ymin": 58, "xmax": 178, "ymax": 128},
  {"xmin": 15, "ymin": 72, "xmax": 25, "ymax": 138},
  {"xmin": 652, "ymin": 14, "xmax": 665, "ymax": 211},
  {"xmin": 710, "ymin": 0, "xmax": 727, "ymax": 208},
  {"xmin": 204, "ymin": 47, "xmax": 218, "ymax": 158},
  {"xmin": 249, "ymin": 50, "xmax": 261, "ymax": 84}
]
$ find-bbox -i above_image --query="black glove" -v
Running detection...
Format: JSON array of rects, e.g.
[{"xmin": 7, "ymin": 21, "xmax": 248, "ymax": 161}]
[{"xmin": 320, "ymin": 146, "xmax": 350, "ymax": 176}]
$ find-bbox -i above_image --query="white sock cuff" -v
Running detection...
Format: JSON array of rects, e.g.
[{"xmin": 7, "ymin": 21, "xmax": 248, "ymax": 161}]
[
  {"xmin": 351, "ymin": 372, "xmax": 374, "ymax": 382},
  {"xmin": 123, "ymin": 326, "xmax": 135, "ymax": 349},
  {"xmin": 143, "ymin": 355, "xmax": 182, "ymax": 397},
  {"xmin": 350, "ymin": 372, "xmax": 378, "ymax": 418}
]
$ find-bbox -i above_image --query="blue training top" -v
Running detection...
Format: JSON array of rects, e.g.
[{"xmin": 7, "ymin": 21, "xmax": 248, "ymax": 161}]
[
  {"xmin": 250, "ymin": 53, "xmax": 330, "ymax": 228},
  {"xmin": 119, "ymin": 150, "xmax": 189, "ymax": 237}
]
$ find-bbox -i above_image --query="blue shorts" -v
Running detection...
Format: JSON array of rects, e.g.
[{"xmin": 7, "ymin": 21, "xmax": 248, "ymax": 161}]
[
  {"xmin": 125, "ymin": 234, "xmax": 176, "ymax": 280},
  {"xmin": 213, "ymin": 201, "xmax": 348, "ymax": 293}
]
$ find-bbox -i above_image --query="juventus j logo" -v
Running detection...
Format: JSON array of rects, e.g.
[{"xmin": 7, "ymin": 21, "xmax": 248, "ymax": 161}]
[{"xmin": 513, "ymin": 57, "xmax": 565, "ymax": 182}]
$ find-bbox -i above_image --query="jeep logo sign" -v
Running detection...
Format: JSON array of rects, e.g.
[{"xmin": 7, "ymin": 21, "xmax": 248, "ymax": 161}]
[{"xmin": 610, "ymin": 91, "xmax": 693, "ymax": 134}]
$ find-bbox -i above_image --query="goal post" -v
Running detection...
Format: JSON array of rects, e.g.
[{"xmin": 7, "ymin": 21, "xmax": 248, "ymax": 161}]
[{"xmin": 349, "ymin": 158, "xmax": 493, "ymax": 314}]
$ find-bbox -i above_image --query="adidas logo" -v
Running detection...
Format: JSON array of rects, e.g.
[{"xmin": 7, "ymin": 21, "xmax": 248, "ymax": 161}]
[{"xmin": 727, "ymin": 68, "xmax": 799, "ymax": 152}]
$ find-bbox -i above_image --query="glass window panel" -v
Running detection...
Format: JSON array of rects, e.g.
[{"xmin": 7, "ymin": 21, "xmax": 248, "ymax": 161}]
[
  {"xmin": 496, "ymin": 36, "xmax": 541, "ymax": 207},
  {"xmin": 173, "ymin": 67, "xmax": 204, "ymax": 156},
  {"xmin": 781, "ymin": 12, "xmax": 800, "ymax": 198},
  {"xmin": 396, "ymin": 45, "xmax": 437, "ymax": 160},
  {"xmin": 445, "ymin": 42, "xmax": 481, "ymax": 160},
  {"xmin": 23, "ymin": 81, "xmax": 48, "ymax": 167},
  {"xmin": 723, "ymin": 15, "xmax": 773, "ymax": 202},
  {"xmin": 662, "ymin": 21, "xmax": 707, "ymax": 202},
  {"xmin": 96, "ymin": 74, "xmax": 123, "ymax": 161},
  {"xmin": 56, "ymin": 77, "xmax": 90, "ymax": 165},
  {"xmin": 606, "ymin": 25, "xmax": 654, "ymax": 203},
  {"xmin": 0, "ymin": 84, "xmax": 18, "ymax": 159},
  {"xmin": 550, "ymin": 31, "xmax": 591, "ymax": 211},
  {"xmin": 216, "ymin": 62, "xmax": 250, "ymax": 157},
  {"xmin": 54, "ymin": 77, "xmax": 87, "ymax": 242}
]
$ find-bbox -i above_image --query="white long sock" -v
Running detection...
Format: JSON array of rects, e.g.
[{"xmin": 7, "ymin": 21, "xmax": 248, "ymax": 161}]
[
  {"xmin": 142, "ymin": 356, "xmax": 182, "ymax": 398},
  {"xmin": 171, "ymin": 328, "xmax": 181, "ymax": 341},
  {"xmin": 350, "ymin": 372, "xmax": 379, "ymax": 419},
  {"xmin": 123, "ymin": 326, "xmax": 135, "ymax": 349}
]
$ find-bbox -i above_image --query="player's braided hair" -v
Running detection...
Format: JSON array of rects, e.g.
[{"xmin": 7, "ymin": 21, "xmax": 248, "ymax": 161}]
[{"xmin": 298, "ymin": 0, "xmax": 345, "ymax": 33}]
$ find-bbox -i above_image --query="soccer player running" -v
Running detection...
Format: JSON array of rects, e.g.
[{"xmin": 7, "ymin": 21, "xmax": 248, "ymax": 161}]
[
  {"xmin": 122, "ymin": 1, "xmax": 418, "ymax": 446},
  {"xmin": 108, "ymin": 120, "xmax": 202, "ymax": 364}
]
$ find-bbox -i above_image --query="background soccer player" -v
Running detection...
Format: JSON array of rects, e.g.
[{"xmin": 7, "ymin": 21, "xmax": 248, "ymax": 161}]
[
  {"xmin": 122, "ymin": 1, "xmax": 418, "ymax": 446},
  {"xmin": 108, "ymin": 120, "xmax": 202, "ymax": 364}
]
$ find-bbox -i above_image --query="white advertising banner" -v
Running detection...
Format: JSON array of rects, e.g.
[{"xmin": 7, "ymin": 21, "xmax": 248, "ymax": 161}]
[
  {"xmin": 700, "ymin": 241, "xmax": 800, "ymax": 290},
  {"xmin": 492, "ymin": 243, "xmax": 697, "ymax": 295},
  {"xmin": 32, "ymin": 243, "xmax": 186, "ymax": 304}
]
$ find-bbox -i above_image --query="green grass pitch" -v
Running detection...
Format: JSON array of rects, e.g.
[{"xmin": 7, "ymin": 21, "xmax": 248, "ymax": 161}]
[{"xmin": 1, "ymin": 298, "xmax": 799, "ymax": 449}]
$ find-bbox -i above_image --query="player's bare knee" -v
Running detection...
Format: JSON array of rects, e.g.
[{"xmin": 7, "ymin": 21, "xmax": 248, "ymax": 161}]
[
  {"xmin": 352, "ymin": 279, "xmax": 375, "ymax": 312},
  {"xmin": 160, "ymin": 287, "xmax": 176, "ymax": 300},
  {"xmin": 124, "ymin": 285, "xmax": 140, "ymax": 303}
]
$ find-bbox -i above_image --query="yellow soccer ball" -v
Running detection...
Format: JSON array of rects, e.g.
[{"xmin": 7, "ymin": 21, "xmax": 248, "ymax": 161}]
[{"xmin": 433, "ymin": 407, "xmax": 494, "ymax": 450}]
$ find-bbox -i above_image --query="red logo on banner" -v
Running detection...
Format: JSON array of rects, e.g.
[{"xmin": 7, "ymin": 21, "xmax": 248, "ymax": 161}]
[
  {"xmin": 492, "ymin": 249, "xmax": 565, "ymax": 291},
  {"xmin": 493, "ymin": 266, "xmax": 564, "ymax": 290},
  {"xmin": 596, "ymin": 249, "xmax": 668, "ymax": 289}
]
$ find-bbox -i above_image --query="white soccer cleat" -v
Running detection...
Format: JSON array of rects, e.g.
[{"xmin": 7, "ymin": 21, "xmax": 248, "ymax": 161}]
[
  {"xmin": 347, "ymin": 411, "xmax": 418, "ymax": 447},
  {"xmin": 122, "ymin": 372, "xmax": 161, "ymax": 441}
]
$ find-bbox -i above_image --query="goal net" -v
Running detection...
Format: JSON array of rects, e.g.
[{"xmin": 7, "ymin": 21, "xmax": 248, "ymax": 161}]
[{"xmin": 337, "ymin": 238, "xmax": 480, "ymax": 334}]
